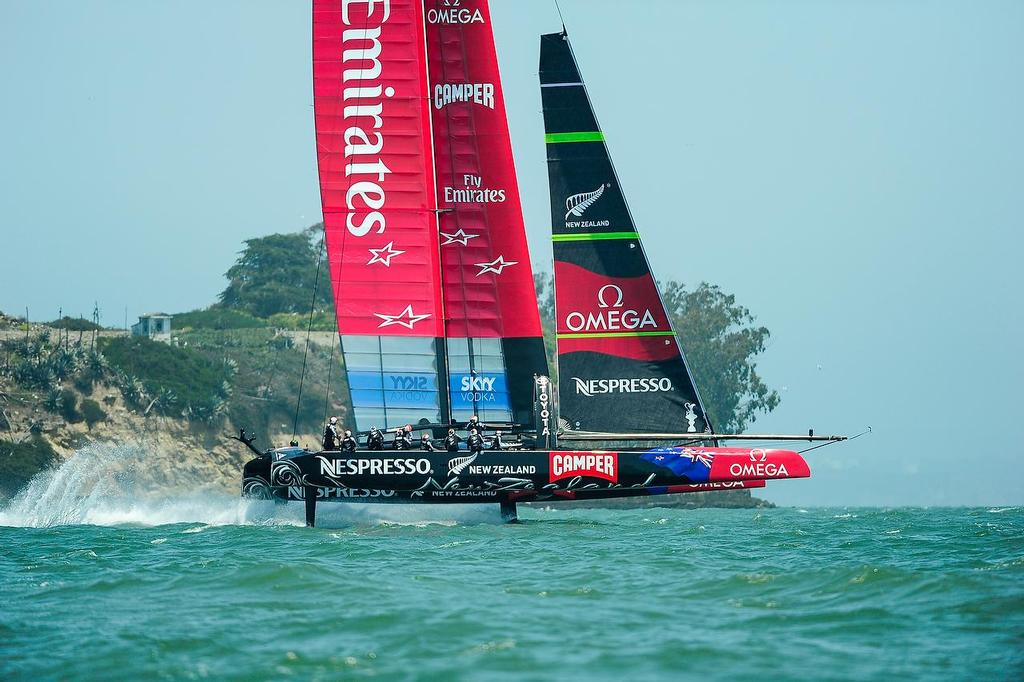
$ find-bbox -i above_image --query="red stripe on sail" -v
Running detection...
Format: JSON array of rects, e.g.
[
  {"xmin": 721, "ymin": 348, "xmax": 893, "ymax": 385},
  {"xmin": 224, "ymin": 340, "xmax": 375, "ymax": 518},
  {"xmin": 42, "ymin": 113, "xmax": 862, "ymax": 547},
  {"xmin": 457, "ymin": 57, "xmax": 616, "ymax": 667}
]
[
  {"xmin": 314, "ymin": 0, "xmax": 443, "ymax": 337},
  {"xmin": 555, "ymin": 261, "xmax": 678, "ymax": 359},
  {"xmin": 557, "ymin": 334, "xmax": 681, "ymax": 362},
  {"xmin": 425, "ymin": 1, "xmax": 543, "ymax": 339}
]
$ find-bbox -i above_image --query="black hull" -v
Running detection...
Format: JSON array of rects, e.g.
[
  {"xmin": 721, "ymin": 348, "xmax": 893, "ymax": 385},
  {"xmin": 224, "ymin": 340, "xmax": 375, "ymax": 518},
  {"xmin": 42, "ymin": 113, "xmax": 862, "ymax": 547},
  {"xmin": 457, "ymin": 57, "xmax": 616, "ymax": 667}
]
[
  {"xmin": 244, "ymin": 448, "xmax": 671, "ymax": 503},
  {"xmin": 242, "ymin": 446, "xmax": 797, "ymax": 505}
]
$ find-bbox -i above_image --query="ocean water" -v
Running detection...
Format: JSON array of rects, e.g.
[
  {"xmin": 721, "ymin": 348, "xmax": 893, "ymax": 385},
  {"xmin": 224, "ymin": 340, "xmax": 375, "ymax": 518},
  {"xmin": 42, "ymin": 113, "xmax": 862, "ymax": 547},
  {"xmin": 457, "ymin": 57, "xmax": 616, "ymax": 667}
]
[{"xmin": 1, "ymin": 448, "xmax": 1022, "ymax": 681}]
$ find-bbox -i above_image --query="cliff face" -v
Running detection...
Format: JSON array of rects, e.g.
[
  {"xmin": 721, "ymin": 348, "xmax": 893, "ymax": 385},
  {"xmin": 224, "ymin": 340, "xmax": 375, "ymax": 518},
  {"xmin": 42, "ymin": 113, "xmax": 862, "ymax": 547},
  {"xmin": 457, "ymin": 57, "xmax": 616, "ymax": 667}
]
[{"xmin": 0, "ymin": 378, "xmax": 255, "ymax": 499}]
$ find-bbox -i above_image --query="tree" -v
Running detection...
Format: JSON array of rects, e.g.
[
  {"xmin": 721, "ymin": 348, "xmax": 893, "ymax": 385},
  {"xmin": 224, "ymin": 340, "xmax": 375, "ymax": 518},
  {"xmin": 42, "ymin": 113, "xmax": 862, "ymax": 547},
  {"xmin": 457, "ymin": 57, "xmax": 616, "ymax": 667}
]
[
  {"xmin": 534, "ymin": 273, "xmax": 557, "ymax": 379},
  {"xmin": 661, "ymin": 281, "xmax": 779, "ymax": 433},
  {"xmin": 533, "ymin": 273, "xmax": 779, "ymax": 433},
  {"xmin": 219, "ymin": 227, "xmax": 333, "ymax": 318}
]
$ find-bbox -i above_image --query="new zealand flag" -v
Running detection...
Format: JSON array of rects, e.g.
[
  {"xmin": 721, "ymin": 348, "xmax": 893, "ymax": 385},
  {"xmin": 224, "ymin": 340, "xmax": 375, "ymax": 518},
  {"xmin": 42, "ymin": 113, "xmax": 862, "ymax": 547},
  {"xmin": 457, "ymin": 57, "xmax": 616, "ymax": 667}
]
[{"xmin": 639, "ymin": 447, "xmax": 715, "ymax": 484}]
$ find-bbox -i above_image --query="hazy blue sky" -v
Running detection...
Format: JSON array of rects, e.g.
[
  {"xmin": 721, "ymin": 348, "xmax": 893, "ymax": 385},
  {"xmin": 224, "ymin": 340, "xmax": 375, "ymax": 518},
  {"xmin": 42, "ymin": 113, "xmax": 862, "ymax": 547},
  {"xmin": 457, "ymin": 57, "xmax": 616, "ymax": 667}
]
[{"xmin": 1, "ymin": 1, "xmax": 1021, "ymax": 506}]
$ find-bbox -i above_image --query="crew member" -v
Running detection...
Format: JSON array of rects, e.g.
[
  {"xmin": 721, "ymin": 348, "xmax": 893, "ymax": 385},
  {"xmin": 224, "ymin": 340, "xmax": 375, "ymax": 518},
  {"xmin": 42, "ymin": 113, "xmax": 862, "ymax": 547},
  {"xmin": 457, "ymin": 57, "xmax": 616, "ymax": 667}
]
[
  {"xmin": 393, "ymin": 427, "xmax": 412, "ymax": 450},
  {"xmin": 420, "ymin": 433, "xmax": 439, "ymax": 452},
  {"xmin": 467, "ymin": 427, "xmax": 484, "ymax": 455},
  {"xmin": 339, "ymin": 429, "xmax": 358, "ymax": 454},
  {"xmin": 367, "ymin": 427, "xmax": 384, "ymax": 451},
  {"xmin": 443, "ymin": 428, "xmax": 461, "ymax": 453},
  {"xmin": 322, "ymin": 416, "xmax": 340, "ymax": 451},
  {"xmin": 491, "ymin": 429, "xmax": 504, "ymax": 451}
]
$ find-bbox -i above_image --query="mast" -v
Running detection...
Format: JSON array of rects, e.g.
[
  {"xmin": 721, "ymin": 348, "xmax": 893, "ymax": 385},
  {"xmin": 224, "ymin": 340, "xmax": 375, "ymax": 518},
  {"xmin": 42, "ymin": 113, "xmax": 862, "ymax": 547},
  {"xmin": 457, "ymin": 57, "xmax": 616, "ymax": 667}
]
[
  {"xmin": 540, "ymin": 31, "xmax": 713, "ymax": 435},
  {"xmin": 421, "ymin": 2, "xmax": 453, "ymax": 427}
]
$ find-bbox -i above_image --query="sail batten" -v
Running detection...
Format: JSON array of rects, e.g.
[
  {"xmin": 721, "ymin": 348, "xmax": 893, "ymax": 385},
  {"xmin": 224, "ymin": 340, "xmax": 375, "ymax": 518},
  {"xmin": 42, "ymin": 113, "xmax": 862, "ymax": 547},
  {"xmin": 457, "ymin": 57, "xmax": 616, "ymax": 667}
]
[{"xmin": 541, "ymin": 32, "xmax": 712, "ymax": 435}]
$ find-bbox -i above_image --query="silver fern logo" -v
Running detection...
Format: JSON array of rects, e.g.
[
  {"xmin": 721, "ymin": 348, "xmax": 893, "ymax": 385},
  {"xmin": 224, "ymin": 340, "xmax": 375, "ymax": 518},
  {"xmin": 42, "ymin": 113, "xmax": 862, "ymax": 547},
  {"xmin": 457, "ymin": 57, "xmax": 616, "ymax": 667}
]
[
  {"xmin": 564, "ymin": 184, "xmax": 608, "ymax": 220},
  {"xmin": 447, "ymin": 452, "xmax": 478, "ymax": 476}
]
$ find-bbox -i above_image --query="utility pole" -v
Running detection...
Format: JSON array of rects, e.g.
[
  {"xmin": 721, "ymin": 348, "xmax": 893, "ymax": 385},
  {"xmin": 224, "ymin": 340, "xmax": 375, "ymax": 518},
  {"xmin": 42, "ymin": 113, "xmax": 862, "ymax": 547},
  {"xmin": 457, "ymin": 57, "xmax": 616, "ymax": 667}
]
[{"xmin": 92, "ymin": 302, "xmax": 100, "ymax": 351}]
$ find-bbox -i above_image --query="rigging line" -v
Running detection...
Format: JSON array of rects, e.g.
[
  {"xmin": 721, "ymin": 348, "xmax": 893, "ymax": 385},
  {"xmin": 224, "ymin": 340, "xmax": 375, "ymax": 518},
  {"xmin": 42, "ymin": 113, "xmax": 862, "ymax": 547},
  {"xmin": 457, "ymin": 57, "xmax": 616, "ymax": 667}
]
[
  {"xmin": 553, "ymin": 0, "xmax": 567, "ymax": 34},
  {"xmin": 291, "ymin": 232, "xmax": 326, "ymax": 442},
  {"xmin": 799, "ymin": 426, "xmax": 871, "ymax": 454},
  {"xmin": 323, "ymin": 317, "xmax": 336, "ymax": 426}
]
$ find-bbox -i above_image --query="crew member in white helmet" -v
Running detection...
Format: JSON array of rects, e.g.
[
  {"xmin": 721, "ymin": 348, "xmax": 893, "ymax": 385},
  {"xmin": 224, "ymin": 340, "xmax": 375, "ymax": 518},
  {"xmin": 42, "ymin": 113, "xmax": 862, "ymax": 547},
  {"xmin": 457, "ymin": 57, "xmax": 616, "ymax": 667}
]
[{"xmin": 322, "ymin": 416, "xmax": 340, "ymax": 451}]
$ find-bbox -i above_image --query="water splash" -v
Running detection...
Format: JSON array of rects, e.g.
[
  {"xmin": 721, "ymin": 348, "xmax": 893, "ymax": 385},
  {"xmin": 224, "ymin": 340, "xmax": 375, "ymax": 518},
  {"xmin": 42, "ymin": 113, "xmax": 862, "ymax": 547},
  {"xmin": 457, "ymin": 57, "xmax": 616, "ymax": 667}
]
[
  {"xmin": 0, "ymin": 441, "xmax": 500, "ymax": 528},
  {"xmin": 0, "ymin": 442, "xmax": 254, "ymax": 527}
]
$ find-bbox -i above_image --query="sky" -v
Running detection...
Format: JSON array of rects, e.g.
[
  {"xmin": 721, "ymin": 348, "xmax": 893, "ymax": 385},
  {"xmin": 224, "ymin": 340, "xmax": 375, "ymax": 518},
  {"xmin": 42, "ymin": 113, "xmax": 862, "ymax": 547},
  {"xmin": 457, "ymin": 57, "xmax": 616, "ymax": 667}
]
[{"xmin": 1, "ymin": 1, "xmax": 1021, "ymax": 506}]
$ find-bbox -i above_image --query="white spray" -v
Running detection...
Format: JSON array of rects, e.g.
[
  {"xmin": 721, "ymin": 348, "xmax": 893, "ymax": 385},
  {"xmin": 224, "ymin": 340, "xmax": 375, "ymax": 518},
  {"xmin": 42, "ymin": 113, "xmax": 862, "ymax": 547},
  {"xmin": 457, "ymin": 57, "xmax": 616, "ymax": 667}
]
[{"xmin": 0, "ymin": 442, "xmax": 499, "ymax": 528}]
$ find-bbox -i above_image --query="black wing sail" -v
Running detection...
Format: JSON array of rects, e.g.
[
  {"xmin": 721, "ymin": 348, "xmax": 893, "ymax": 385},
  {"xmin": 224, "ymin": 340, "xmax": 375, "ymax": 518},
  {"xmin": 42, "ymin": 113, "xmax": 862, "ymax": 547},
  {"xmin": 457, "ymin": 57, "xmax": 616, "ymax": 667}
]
[{"xmin": 540, "ymin": 31, "xmax": 712, "ymax": 435}]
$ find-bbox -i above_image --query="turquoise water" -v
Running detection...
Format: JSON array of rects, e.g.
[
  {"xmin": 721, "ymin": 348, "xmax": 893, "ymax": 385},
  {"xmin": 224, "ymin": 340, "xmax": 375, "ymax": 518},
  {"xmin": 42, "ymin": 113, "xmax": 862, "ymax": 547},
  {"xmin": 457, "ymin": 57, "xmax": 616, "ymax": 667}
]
[{"xmin": 1, "ymin": 456, "xmax": 1022, "ymax": 680}]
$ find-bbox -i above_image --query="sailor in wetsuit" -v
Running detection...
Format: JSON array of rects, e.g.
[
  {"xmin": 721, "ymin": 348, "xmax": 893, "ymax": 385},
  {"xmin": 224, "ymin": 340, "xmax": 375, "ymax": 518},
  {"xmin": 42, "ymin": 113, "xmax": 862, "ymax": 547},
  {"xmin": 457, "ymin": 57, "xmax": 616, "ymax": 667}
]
[
  {"xmin": 467, "ymin": 428, "xmax": 484, "ymax": 455},
  {"xmin": 443, "ymin": 428, "xmax": 461, "ymax": 453},
  {"xmin": 367, "ymin": 427, "xmax": 384, "ymax": 451},
  {"xmin": 339, "ymin": 429, "xmax": 358, "ymax": 454},
  {"xmin": 393, "ymin": 427, "xmax": 413, "ymax": 450},
  {"xmin": 322, "ymin": 416, "xmax": 340, "ymax": 451},
  {"xmin": 491, "ymin": 429, "xmax": 504, "ymax": 451},
  {"xmin": 420, "ymin": 433, "xmax": 439, "ymax": 452}
]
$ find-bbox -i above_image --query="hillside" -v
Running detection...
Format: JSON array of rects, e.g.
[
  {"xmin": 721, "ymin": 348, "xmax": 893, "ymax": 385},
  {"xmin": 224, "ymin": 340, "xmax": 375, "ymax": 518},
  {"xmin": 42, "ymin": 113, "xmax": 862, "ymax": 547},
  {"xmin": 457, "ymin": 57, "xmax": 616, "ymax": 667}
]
[{"xmin": 0, "ymin": 321, "xmax": 343, "ymax": 500}]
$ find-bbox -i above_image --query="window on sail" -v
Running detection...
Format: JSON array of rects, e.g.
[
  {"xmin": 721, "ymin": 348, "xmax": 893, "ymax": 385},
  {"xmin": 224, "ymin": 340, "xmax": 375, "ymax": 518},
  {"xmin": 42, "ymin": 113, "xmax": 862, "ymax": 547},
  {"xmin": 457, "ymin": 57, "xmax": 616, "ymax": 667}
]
[
  {"xmin": 343, "ymin": 335, "xmax": 443, "ymax": 431},
  {"xmin": 447, "ymin": 338, "xmax": 513, "ymax": 424}
]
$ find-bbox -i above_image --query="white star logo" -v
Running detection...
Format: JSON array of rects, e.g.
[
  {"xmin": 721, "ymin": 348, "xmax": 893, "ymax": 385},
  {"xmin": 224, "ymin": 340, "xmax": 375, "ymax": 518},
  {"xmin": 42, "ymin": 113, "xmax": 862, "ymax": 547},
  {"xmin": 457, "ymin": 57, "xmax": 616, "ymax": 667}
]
[
  {"xmin": 374, "ymin": 305, "xmax": 431, "ymax": 330},
  {"xmin": 474, "ymin": 255, "xmax": 518, "ymax": 276},
  {"xmin": 440, "ymin": 229, "xmax": 479, "ymax": 246},
  {"xmin": 367, "ymin": 241, "xmax": 405, "ymax": 267}
]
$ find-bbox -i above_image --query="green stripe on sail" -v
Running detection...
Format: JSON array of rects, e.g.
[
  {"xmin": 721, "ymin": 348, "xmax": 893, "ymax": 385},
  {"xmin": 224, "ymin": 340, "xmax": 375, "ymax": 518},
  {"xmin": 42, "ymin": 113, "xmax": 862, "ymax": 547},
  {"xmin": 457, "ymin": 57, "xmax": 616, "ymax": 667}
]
[
  {"xmin": 557, "ymin": 331, "xmax": 676, "ymax": 339},
  {"xmin": 545, "ymin": 131, "xmax": 605, "ymax": 143},
  {"xmin": 552, "ymin": 231, "xmax": 639, "ymax": 242}
]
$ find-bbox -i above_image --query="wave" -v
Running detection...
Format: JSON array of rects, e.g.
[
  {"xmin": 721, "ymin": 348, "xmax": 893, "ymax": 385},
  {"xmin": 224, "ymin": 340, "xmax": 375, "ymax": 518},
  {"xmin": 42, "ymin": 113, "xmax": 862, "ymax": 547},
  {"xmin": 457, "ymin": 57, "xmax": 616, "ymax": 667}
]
[{"xmin": 0, "ymin": 442, "xmax": 500, "ymax": 528}]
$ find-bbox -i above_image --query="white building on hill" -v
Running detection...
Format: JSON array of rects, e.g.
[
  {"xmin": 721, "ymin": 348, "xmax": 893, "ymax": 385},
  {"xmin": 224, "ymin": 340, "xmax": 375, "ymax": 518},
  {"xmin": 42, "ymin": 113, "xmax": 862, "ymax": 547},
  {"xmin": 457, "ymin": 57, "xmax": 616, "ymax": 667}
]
[{"xmin": 131, "ymin": 313, "xmax": 172, "ymax": 342}]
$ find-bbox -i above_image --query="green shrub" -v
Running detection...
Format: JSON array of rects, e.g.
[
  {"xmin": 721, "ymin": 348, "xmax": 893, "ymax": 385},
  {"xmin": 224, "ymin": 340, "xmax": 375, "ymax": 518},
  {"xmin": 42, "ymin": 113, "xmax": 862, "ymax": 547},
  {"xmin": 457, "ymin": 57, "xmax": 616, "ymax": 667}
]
[
  {"xmin": 80, "ymin": 399, "xmax": 107, "ymax": 429},
  {"xmin": 267, "ymin": 311, "xmax": 335, "ymax": 331},
  {"xmin": 47, "ymin": 316, "xmax": 103, "ymax": 331},
  {"xmin": 98, "ymin": 336, "xmax": 232, "ymax": 419},
  {"xmin": 173, "ymin": 307, "xmax": 266, "ymax": 331},
  {"xmin": 74, "ymin": 371, "xmax": 95, "ymax": 393},
  {"xmin": 44, "ymin": 386, "xmax": 64, "ymax": 412},
  {"xmin": 60, "ymin": 388, "xmax": 82, "ymax": 423},
  {"xmin": 0, "ymin": 436, "xmax": 58, "ymax": 497}
]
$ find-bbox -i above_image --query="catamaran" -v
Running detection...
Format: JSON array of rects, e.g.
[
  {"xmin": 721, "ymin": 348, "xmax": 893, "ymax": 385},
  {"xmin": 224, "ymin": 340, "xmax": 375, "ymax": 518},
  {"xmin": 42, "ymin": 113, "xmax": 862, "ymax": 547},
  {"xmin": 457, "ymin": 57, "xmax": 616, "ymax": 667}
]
[{"xmin": 236, "ymin": 0, "xmax": 845, "ymax": 525}]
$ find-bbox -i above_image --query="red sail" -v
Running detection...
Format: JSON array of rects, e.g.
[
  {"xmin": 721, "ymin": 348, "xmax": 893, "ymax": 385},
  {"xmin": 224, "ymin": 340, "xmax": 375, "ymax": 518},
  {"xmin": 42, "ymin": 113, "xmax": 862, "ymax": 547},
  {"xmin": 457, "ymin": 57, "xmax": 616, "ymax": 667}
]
[
  {"xmin": 314, "ymin": 0, "xmax": 442, "ymax": 338},
  {"xmin": 424, "ymin": 0, "xmax": 542, "ymax": 339},
  {"xmin": 424, "ymin": 1, "xmax": 548, "ymax": 425}
]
